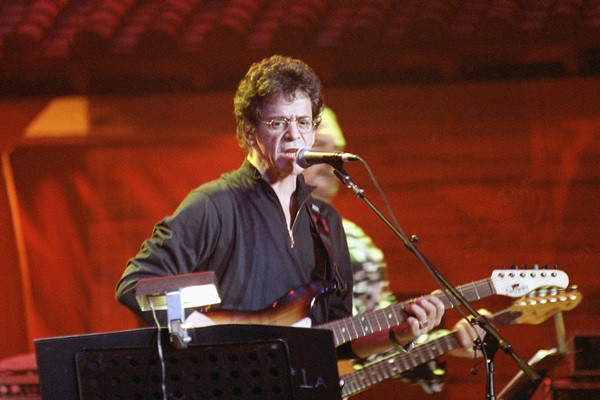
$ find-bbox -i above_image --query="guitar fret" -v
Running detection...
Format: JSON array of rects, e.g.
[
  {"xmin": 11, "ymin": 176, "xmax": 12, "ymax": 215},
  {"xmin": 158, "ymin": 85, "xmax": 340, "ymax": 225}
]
[
  {"xmin": 486, "ymin": 277, "xmax": 496, "ymax": 294},
  {"xmin": 352, "ymin": 314, "xmax": 364, "ymax": 341},
  {"xmin": 346, "ymin": 318, "xmax": 358, "ymax": 342},
  {"xmin": 372, "ymin": 309, "xmax": 384, "ymax": 333},
  {"xmin": 429, "ymin": 338, "xmax": 442, "ymax": 358},
  {"xmin": 333, "ymin": 319, "xmax": 350, "ymax": 345},
  {"xmin": 377, "ymin": 362, "xmax": 389, "ymax": 380},
  {"xmin": 473, "ymin": 282, "xmax": 481, "ymax": 300},
  {"xmin": 388, "ymin": 305, "xmax": 402, "ymax": 327},
  {"xmin": 359, "ymin": 314, "xmax": 374, "ymax": 336}
]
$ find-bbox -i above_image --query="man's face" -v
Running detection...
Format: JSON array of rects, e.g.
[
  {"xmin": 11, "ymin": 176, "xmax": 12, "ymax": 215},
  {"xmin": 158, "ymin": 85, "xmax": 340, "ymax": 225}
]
[
  {"xmin": 302, "ymin": 124, "xmax": 342, "ymax": 202},
  {"xmin": 252, "ymin": 92, "xmax": 315, "ymax": 176}
]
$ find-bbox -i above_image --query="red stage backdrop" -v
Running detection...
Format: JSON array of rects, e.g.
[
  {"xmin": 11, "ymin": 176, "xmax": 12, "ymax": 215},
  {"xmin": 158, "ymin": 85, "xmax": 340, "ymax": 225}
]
[{"xmin": 1, "ymin": 77, "xmax": 599, "ymax": 399}]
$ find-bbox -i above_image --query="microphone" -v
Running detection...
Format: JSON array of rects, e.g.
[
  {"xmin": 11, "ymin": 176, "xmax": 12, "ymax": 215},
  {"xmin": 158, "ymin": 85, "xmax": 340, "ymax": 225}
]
[{"xmin": 295, "ymin": 147, "xmax": 360, "ymax": 169}]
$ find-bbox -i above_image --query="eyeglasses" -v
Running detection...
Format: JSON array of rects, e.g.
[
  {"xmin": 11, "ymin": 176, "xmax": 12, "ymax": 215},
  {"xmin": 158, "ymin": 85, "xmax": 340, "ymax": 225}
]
[{"xmin": 262, "ymin": 116, "xmax": 317, "ymax": 135}]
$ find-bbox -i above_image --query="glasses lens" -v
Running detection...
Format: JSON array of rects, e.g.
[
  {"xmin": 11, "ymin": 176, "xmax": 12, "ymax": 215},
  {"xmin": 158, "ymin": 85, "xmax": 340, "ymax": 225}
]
[
  {"xmin": 269, "ymin": 119, "xmax": 287, "ymax": 132},
  {"xmin": 296, "ymin": 118, "xmax": 314, "ymax": 133}
]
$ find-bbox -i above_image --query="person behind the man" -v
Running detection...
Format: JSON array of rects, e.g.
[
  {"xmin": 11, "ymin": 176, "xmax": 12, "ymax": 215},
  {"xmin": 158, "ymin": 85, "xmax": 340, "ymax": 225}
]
[{"xmin": 116, "ymin": 55, "xmax": 445, "ymax": 360}]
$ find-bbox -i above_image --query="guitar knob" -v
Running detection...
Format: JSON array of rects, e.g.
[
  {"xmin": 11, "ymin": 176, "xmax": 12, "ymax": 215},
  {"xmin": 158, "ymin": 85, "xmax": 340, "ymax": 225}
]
[
  {"xmin": 510, "ymin": 264, "xmax": 518, "ymax": 269},
  {"xmin": 532, "ymin": 264, "xmax": 539, "ymax": 270},
  {"xmin": 521, "ymin": 264, "xmax": 527, "ymax": 269},
  {"xmin": 542, "ymin": 264, "xmax": 549, "ymax": 269}
]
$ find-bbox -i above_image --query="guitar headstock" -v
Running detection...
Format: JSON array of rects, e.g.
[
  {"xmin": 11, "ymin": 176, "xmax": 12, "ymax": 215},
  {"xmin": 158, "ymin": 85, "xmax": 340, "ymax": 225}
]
[
  {"xmin": 508, "ymin": 286, "xmax": 582, "ymax": 325},
  {"xmin": 490, "ymin": 265, "xmax": 569, "ymax": 297}
]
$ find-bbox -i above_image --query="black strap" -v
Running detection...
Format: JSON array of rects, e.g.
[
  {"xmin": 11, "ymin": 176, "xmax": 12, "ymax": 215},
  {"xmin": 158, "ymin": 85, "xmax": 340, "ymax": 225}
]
[{"xmin": 307, "ymin": 203, "xmax": 348, "ymax": 297}]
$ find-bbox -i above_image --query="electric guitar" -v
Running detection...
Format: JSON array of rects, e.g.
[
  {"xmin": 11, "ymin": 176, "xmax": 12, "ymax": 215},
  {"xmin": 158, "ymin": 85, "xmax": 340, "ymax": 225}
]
[
  {"xmin": 339, "ymin": 286, "xmax": 582, "ymax": 398},
  {"xmin": 190, "ymin": 268, "xmax": 569, "ymax": 348}
]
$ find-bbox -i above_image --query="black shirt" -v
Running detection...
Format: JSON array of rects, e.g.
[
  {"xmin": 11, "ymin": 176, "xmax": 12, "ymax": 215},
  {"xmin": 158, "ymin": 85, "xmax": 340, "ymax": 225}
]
[{"xmin": 116, "ymin": 159, "xmax": 353, "ymax": 326}]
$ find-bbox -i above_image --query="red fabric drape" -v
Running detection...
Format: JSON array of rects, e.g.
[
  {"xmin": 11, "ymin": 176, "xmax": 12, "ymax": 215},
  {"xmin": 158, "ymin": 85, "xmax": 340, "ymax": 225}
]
[{"xmin": 8, "ymin": 137, "xmax": 244, "ymax": 340}]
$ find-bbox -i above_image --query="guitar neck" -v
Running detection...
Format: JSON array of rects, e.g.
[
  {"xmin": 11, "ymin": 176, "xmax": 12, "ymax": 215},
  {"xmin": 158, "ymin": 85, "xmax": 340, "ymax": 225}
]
[
  {"xmin": 341, "ymin": 309, "xmax": 520, "ymax": 397},
  {"xmin": 320, "ymin": 277, "xmax": 497, "ymax": 346}
]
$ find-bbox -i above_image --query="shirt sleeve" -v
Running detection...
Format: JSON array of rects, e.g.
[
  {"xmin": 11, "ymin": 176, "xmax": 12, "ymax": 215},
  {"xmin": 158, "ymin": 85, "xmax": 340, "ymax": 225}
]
[{"xmin": 115, "ymin": 190, "xmax": 222, "ymax": 324}]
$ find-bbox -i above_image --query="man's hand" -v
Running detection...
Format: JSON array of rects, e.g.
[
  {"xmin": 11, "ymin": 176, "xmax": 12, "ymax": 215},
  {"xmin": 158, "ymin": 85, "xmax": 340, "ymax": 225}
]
[
  {"xmin": 450, "ymin": 309, "xmax": 491, "ymax": 358},
  {"xmin": 394, "ymin": 295, "xmax": 446, "ymax": 342},
  {"xmin": 183, "ymin": 310, "xmax": 217, "ymax": 329}
]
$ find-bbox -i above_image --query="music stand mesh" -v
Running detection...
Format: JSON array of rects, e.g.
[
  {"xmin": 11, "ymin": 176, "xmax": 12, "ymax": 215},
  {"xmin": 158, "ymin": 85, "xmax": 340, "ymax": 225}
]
[{"xmin": 75, "ymin": 339, "xmax": 293, "ymax": 400}]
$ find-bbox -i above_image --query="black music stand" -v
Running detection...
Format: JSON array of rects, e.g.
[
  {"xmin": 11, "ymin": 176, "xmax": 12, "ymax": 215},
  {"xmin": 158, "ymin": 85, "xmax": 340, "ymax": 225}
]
[
  {"xmin": 75, "ymin": 339, "xmax": 292, "ymax": 399},
  {"xmin": 35, "ymin": 324, "xmax": 342, "ymax": 400}
]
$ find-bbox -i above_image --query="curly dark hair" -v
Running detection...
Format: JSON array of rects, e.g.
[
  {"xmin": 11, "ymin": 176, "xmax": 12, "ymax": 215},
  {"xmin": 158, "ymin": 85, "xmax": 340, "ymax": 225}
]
[{"xmin": 234, "ymin": 55, "xmax": 324, "ymax": 150}]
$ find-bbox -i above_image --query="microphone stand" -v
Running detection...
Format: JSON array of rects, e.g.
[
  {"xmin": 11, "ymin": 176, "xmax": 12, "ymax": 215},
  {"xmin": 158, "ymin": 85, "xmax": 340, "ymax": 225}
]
[{"xmin": 332, "ymin": 165, "xmax": 541, "ymax": 399}]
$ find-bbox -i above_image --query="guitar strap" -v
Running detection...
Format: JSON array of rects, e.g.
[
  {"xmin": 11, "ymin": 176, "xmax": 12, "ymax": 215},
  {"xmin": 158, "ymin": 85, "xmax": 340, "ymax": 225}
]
[{"xmin": 307, "ymin": 202, "xmax": 348, "ymax": 298}]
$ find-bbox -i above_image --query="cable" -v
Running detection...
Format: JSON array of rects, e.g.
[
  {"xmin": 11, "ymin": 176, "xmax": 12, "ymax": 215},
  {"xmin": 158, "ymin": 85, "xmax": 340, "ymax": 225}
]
[{"xmin": 149, "ymin": 301, "xmax": 167, "ymax": 400}]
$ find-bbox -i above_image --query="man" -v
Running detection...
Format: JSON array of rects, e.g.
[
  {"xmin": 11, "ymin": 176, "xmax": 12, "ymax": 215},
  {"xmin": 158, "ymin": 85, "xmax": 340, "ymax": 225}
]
[{"xmin": 116, "ymin": 55, "xmax": 444, "ymax": 359}]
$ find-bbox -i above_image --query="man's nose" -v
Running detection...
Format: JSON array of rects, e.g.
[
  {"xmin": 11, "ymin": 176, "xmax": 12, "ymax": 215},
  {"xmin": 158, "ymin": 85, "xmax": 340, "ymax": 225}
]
[{"xmin": 283, "ymin": 122, "xmax": 301, "ymax": 140}]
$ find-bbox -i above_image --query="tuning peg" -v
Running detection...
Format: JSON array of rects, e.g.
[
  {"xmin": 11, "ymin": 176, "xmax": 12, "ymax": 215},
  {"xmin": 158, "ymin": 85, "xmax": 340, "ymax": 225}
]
[{"xmin": 567, "ymin": 285, "xmax": 578, "ymax": 293}]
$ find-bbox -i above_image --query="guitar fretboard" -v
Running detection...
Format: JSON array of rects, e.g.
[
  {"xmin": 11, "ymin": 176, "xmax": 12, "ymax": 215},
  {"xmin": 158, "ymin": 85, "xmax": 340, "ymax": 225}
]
[
  {"xmin": 342, "ymin": 331, "xmax": 460, "ymax": 397},
  {"xmin": 319, "ymin": 277, "xmax": 496, "ymax": 347},
  {"xmin": 340, "ymin": 309, "xmax": 520, "ymax": 397}
]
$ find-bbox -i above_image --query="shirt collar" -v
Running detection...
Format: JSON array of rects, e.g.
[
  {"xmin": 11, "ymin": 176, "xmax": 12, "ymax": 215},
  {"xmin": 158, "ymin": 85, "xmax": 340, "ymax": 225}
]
[{"xmin": 240, "ymin": 158, "xmax": 315, "ymax": 201}]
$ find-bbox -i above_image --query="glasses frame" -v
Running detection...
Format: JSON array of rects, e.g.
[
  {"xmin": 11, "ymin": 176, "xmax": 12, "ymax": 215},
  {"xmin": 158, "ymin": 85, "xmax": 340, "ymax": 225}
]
[{"xmin": 261, "ymin": 116, "xmax": 318, "ymax": 135}]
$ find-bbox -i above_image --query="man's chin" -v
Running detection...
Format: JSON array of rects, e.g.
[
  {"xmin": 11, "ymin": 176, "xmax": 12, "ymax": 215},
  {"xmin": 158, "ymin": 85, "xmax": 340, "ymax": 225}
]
[{"xmin": 284, "ymin": 161, "xmax": 304, "ymax": 176}]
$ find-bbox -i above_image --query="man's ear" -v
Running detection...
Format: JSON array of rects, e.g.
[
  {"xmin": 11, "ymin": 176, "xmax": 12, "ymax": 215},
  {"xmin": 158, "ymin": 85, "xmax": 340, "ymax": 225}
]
[{"xmin": 243, "ymin": 121, "xmax": 255, "ymax": 144}]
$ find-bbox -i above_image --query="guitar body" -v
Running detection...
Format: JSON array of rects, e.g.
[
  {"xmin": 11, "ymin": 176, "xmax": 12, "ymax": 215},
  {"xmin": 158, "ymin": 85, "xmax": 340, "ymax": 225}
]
[{"xmin": 200, "ymin": 280, "xmax": 337, "ymax": 327}]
